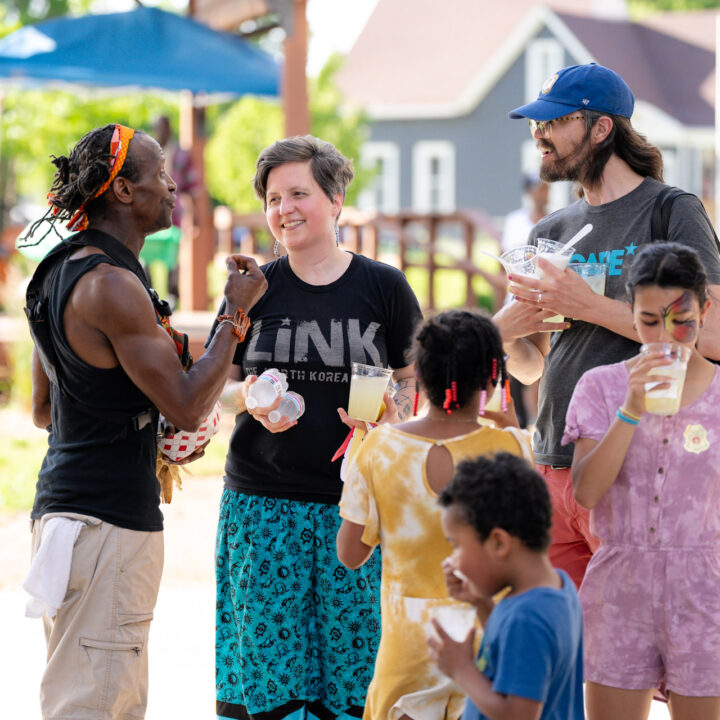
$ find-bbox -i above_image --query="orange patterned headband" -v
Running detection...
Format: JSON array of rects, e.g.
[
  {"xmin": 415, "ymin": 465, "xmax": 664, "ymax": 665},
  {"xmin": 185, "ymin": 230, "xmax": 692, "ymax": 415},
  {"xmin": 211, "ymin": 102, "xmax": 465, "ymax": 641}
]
[{"xmin": 64, "ymin": 124, "xmax": 136, "ymax": 232}]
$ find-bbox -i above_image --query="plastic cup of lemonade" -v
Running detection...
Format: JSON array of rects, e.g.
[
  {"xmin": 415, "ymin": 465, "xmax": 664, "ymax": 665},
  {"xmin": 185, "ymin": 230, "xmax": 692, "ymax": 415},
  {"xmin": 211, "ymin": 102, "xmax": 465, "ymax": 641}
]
[
  {"xmin": 569, "ymin": 262, "xmax": 608, "ymax": 296},
  {"xmin": 499, "ymin": 245, "xmax": 539, "ymax": 298},
  {"xmin": 348, "ymin": 363, "xmax": 393, "ymax": 422},
  {"xmin": 536, "ymin": 238, "xmax": 575, "ymax": 324},
  {"xmin": 640, "ymin": 343, "xmax": 691, "ymax": 416}
]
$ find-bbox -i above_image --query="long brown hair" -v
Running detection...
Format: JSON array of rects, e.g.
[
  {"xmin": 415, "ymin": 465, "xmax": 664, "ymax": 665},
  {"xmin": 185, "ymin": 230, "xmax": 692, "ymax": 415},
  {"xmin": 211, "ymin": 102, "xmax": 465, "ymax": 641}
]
[{"xmin": 580, "ymin": 110, "xmax": 663, "ymax": 190}]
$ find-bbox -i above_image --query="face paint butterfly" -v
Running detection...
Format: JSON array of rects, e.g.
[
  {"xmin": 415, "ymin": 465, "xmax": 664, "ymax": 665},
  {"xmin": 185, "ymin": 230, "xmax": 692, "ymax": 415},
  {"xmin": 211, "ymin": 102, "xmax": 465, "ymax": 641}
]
[{"xmin": 661, "ymin": 290, "xmax": 698, "ymax": 344}]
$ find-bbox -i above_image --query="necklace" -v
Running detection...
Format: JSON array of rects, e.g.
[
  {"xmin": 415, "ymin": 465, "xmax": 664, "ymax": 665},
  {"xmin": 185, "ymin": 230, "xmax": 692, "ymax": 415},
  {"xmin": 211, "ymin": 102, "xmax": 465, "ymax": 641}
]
[{"xmin": 424, "ymin": 412, "xmax": 479, "ymax": 425}]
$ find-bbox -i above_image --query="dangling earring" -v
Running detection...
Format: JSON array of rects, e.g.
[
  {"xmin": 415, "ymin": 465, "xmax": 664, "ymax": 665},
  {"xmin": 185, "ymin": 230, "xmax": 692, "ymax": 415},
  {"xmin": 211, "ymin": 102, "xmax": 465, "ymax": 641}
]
[
  {"xmin": 335, "ymin": 225, "xmax": 340, "ymax": 247},
  {"xmin": 412, "ymin": 391, "xmax": 419, "ymax": 416},
  {"xmin": 273, "ymin": 239, "xmax": 280, "ymax": 257},
  {"xmin": 479, "ymin": 389, "xmax": 487, "ymax": 416}
]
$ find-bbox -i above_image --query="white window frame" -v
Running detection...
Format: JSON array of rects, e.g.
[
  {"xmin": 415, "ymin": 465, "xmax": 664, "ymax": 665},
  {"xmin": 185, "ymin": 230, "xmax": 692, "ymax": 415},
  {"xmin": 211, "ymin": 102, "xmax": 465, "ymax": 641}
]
[
  {"xmin": 412, "ymin": 140, "xmax": 456, "ymax": 214},
  {"xmin": 525, "ymin": 39, "xmax": 564, "ymax": 102},
  {"xmin": 357, "ymin": 141, "xmax": 400, "ymax": 214}
]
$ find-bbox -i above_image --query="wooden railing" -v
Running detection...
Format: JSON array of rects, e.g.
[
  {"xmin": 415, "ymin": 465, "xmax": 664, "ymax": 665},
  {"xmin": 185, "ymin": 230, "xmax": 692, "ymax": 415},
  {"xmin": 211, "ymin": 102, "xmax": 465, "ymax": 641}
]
[{"xmin": 214, "ymin": 207, "xmax": 507, "ymax": 311}]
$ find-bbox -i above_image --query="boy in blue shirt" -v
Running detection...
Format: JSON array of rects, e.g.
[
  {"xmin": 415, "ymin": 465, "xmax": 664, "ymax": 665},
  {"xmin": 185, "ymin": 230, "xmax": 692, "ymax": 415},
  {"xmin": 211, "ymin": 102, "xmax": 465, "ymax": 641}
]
[{"xmin": 428, "ymin": 453, "xmax": 584, "ymax": 720}]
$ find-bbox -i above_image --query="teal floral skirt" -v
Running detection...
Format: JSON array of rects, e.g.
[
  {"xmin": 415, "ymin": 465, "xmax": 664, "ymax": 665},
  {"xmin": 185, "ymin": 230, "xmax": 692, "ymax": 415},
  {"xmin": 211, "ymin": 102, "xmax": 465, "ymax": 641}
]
[{"xmin": 216, "ymin": 490, "xmax": 382, "ymax": 720}]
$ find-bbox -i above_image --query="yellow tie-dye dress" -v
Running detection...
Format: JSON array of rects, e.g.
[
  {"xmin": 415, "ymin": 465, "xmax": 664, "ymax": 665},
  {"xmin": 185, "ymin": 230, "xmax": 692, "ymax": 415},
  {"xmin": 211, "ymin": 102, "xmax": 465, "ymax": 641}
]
[{"xmin": 339, "ymin": 422, "xmax": 533, "ymax": 720}]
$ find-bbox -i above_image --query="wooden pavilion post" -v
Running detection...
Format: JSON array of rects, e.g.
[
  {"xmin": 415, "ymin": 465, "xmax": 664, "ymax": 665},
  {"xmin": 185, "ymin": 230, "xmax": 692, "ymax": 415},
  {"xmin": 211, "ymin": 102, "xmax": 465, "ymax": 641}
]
[
  {"xmin": 178, "ymin": 92, "xmax": 213, "ymax": 311},
  {"xmin": 283, "ymin": 0, "xmax": 310, "ymax": 137},
  {"xmin": 182, "ymin": 0, "xmax": 309, "ymax": 308}
]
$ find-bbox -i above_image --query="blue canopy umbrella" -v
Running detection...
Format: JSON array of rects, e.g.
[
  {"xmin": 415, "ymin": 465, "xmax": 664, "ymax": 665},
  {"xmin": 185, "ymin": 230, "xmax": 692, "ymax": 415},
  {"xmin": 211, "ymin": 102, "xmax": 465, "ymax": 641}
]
[
  {"xmin": 0, "ymin": 6, "xmax": 280, "ymax": 262},
  {"xmin": 0, "ymin": 6, "xmax": 279, "ymax": 97}
]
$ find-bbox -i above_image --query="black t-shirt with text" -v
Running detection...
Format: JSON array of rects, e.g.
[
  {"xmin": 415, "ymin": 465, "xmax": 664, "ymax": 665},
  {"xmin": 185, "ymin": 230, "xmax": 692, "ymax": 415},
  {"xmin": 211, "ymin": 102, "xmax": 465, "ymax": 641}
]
[{"xmin": 210, "ymin": 253, "xmax": 422, "ymax": 504}]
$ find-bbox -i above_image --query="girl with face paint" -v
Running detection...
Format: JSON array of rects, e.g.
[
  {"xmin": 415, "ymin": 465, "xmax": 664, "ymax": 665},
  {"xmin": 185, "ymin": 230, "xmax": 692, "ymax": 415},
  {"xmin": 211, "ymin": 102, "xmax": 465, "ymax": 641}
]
[{"xmin": 561, "ymin": 242, "xmax": 720, "ymax": 720}]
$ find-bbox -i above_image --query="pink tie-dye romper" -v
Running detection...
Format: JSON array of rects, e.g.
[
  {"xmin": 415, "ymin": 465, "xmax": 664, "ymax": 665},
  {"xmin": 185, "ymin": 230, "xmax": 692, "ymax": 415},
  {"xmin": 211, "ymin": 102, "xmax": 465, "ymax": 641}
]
[{"xmin": 563, "ymin": 361, "xmax": 720, "ymax": 696}]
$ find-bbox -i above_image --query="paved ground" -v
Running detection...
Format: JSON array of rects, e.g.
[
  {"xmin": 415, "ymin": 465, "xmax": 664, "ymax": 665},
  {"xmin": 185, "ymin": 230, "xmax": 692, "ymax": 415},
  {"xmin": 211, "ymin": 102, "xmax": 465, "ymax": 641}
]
[
  {"xmin": 0, "ymin": 475, "xmax": 221, "ymax": 719},
  {"xmin": 0, "ymin": 410, "xmax": 671, "ymax": 720}
]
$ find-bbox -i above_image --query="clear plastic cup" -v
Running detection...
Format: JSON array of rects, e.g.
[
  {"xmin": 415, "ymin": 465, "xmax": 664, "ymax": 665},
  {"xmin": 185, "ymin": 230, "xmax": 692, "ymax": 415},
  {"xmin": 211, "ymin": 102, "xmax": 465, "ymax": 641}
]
[
  {"xmin": 430, "ymin": 604, "xmax": 477, "ymax": 642},
  {"xmin": 499, "ymin": 245, "xmax": 539, "ymax": 298},
  {"xmin": 640, "ymin": 343, "xmax": 691, "ymax": 416},
  {"xmin": 535, "ymin": 238, "xmax": 575, "ymax": 277},
  {"xmin": 569, "ymin": 262, "xmax": 608, "ymax": 296},
  {"xmin": 348, "ymin": 362, "xmax": 393, "ymax": 422},
  {"xmin": 536, "ymin": 238, "xmax": 575, "ymax": 324}
]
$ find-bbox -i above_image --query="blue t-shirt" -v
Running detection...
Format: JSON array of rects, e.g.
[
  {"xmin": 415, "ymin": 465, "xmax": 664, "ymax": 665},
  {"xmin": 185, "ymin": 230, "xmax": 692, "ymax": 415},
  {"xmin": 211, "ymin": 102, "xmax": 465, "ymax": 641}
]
[{"xmin": 462, "ymin": 570, "xmax": 584, "ymax": 720}]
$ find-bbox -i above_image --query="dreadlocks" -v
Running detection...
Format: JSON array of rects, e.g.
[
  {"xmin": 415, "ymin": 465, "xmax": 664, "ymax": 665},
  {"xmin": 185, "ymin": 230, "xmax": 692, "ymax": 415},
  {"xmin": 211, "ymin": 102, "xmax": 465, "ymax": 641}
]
[{"xmin": 19, "ymin": 124, "xmax": 143, "ymax": 247}]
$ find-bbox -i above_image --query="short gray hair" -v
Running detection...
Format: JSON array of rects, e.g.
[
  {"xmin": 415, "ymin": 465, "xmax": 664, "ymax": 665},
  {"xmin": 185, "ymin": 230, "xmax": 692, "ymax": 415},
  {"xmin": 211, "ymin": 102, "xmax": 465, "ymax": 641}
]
[{"xmin": 253, "ymin": 135, "xmax": 354, "ymax": 211}]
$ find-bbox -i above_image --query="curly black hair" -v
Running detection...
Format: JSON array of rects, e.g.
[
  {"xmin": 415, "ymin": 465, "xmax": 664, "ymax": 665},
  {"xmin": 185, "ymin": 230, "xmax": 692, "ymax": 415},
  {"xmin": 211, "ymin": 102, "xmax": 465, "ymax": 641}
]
[
  {"xmin": 439, "ymin": 452, "xmax": 552, "ymax": 551},
  {"xmin": 48, "ymin": 124, "xmax": 143, "ymax": 221},
  {"xmin": 626, "ymin": 241, "xmax": 708, "ymax": 306},
  {"xmin": 409, "ymin": 309, "xmax": 506, "ymax": 411}
]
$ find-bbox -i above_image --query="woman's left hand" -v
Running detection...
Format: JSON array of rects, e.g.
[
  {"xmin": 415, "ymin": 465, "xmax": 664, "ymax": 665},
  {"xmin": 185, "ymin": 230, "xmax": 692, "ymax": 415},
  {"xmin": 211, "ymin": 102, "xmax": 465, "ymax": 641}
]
[
  {"xmin": 480, "ymin": 391, "xmax": 520, "ymax": 429},
  {"xmin": 337, "ymin": 390, "xmax": 399, "ymax": 429},
  {"xmin": 244, "ymin": 376, "xmax": 299, "ymax": 434}
]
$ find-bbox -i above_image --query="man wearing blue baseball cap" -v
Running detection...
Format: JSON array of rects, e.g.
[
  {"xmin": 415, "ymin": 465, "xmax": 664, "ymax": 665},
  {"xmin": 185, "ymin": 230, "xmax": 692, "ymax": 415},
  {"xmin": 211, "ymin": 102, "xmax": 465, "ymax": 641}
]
[{"xmin": 495, "ymin": 63, "xmax": 720, "ymax": 586}]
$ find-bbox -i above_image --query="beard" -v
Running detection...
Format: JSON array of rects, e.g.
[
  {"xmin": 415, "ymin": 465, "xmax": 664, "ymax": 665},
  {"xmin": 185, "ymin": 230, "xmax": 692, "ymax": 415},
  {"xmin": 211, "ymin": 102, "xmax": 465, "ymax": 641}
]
[{"xmin": 539, "ymin": 131, "xmax": 593, "ymax": 183}]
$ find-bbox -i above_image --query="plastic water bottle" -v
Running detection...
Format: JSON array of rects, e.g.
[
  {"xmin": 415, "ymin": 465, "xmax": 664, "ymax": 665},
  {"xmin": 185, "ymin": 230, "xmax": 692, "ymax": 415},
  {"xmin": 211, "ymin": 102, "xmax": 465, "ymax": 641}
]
[
  {"xmin": 246, "ymin": 368, "xmax": 288, "ymax": 409},
  {"xmin": 268, "ymin": 392, "xmax": 305, "ymax": 423}
]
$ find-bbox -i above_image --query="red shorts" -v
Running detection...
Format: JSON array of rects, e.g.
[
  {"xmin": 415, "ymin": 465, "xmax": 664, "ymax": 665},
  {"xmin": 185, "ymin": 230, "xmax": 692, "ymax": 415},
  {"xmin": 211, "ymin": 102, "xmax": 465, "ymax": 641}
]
[{"xmin": 536, "ymin": 464, "xmax": 600, "ymax": 588}]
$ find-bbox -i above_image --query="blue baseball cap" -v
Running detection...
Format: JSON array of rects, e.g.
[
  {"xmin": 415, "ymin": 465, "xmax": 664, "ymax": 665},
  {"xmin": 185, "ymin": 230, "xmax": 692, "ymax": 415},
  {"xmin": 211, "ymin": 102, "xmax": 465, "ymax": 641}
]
[{"xmin": 509, "ymin": 63, "xmax": 635, "ymax": 121}]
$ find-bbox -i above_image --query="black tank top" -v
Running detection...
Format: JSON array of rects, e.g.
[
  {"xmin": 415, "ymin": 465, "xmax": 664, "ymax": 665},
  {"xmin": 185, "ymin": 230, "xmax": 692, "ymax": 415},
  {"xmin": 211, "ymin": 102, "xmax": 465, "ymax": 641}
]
[{"xmin": 31, "ymin": 247, "xmax": 162, "ymax": 531}]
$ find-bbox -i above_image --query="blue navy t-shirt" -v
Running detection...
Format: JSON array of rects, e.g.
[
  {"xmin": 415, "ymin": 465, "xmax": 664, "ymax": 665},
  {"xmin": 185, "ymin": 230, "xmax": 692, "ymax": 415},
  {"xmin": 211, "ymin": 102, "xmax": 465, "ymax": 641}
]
[{"xmin": 462, "ymin": 570, "xmax": 584, "ymax": 720}]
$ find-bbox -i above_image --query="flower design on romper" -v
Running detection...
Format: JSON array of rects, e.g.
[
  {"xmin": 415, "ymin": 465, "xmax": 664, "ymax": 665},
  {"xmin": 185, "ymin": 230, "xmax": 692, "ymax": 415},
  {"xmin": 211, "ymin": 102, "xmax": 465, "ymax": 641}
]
[{"xmin": 683, "ymin": 424, "xmax": 710, "ymax": 454}]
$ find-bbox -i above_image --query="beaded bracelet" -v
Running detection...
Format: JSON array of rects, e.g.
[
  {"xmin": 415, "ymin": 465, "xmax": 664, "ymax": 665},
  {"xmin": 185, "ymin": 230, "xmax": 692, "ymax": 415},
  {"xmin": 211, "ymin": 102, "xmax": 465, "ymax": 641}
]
[
  {"xmin": 217, "ymin": 308, "xmax": 251, "ymax": 342},
  {"xmin": 616, "ymin": 408, "xmax": 640, "ymax": 426},
  {"xmin": 619, "ymin": 406, "xmax": 642, "ymax": 422}
]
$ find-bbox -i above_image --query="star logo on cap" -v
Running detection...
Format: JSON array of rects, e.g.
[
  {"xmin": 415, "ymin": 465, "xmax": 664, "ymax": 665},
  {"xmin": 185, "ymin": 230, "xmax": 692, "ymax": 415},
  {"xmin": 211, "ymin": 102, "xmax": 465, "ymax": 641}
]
[{"xmin": 541, "ymin": 73, "xmax": 559, "ymax": 95}]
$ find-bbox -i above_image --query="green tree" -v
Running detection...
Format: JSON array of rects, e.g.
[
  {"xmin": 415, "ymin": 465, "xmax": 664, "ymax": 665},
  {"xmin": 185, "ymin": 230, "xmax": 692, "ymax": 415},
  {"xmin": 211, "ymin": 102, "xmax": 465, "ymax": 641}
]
[
  {"xmin": 628, "ymin": 0, "xmax": 720, "ymax": 12},
  {"xmin": 3, "ymin": 0, "xmax": 94, "ymax": 25},
  {"xmin": 205, "ymin": 53, "xmax": 369, "ymax": 215},
  {"xmin": 3, "ymin": 91, "xmax": 176, "ymax": 197},
  {"xmin": 0, "ymin": 7, "xmax": 177, "ymax": 228}
]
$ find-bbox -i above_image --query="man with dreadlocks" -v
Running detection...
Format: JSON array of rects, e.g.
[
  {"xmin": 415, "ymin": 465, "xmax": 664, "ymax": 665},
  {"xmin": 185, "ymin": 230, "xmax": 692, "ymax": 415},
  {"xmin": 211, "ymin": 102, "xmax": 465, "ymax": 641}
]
[
  {"xmin": 24, "ymin": 123, "xmax": 266, "ymax": 720},
  {"xmin": 494, "ymin": 63, "xmax": 720, "ymax": 590}
]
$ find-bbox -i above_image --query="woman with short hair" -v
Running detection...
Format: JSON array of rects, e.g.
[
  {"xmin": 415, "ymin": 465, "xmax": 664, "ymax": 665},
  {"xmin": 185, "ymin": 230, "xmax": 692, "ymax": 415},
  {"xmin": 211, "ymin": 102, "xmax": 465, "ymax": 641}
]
[{"xmin": 212, "ymin": 135, "xmax": 422, "ymax": 720}]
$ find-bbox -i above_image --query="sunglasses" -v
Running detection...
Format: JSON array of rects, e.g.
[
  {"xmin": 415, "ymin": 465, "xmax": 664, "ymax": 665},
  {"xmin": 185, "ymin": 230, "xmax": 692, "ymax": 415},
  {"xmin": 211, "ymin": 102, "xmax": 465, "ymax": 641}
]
[{"xmin": 528, "ymin": 114, "xmax": 584, "ymax": 135}]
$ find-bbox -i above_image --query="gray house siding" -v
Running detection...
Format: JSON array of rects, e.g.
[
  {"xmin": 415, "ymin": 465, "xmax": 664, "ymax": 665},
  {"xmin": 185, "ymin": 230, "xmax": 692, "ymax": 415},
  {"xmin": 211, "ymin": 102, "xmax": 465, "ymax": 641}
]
[{"xmin": 365, "ymin": 31, "xmax": 575, "ymax": 217}]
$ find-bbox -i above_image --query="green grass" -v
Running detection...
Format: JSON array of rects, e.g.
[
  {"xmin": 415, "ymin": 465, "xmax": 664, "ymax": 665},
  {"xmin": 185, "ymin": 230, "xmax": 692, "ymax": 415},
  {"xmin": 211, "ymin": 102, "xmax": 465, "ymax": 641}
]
[
  {"xmin": 403, "ymin": 236, "xmax": 502, "ymax": 311},
  {"xmin": 0, "ymin": 422, "xmax": 232, "ymax": 514},
  {"xmin": 182, "ymin": 426, "xmax": 231, "ymax": 477},
  {"xmin": 406, "ymin": 266, "xmax": 495, "ymax": 311},
  {"xmin": 0, "ymin": 433, "xmax": 45, "ymax": 512}
]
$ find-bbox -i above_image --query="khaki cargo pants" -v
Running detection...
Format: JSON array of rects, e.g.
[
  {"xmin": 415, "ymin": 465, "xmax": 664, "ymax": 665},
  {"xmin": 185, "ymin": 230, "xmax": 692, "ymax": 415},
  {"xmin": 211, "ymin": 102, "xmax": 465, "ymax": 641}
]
[{"xmin": 31, "ymin": 513, "xmax": 163, "ymax": 720}]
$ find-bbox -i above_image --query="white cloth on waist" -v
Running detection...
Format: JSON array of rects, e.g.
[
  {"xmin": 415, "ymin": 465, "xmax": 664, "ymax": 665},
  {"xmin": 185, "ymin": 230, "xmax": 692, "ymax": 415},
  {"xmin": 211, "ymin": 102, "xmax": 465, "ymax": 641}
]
[{"xmin": 23, "ymin": 517, "xmax": 84, "ymax": 619}]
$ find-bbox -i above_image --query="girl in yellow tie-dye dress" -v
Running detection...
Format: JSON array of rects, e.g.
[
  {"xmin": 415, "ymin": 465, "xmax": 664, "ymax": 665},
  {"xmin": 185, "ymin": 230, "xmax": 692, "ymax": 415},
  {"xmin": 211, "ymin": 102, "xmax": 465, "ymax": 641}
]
[{"xmin": 337, "ymin": 309, "xmax": 533, "ymax": 720}]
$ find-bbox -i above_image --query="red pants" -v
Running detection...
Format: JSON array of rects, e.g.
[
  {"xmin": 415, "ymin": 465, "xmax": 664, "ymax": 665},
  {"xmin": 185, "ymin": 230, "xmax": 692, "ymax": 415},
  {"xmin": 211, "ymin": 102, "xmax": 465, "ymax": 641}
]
[{"xmin": 536, "ymin": 464, "xmax": 600, "ymax": 588}]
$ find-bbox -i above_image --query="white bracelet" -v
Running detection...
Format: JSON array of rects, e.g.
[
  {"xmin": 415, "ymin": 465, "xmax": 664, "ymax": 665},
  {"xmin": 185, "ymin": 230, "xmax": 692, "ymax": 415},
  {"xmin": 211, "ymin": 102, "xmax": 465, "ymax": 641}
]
[{"xmin": 217, "ymin": 319, "xmax": 236, "ymax": 333}]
